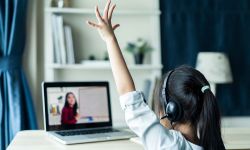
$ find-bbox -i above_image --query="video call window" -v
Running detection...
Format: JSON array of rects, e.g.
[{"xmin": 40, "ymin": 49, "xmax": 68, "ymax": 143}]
[{"xmin": 47, "ymin": 86, "xmax": 109, "ymax": 126}]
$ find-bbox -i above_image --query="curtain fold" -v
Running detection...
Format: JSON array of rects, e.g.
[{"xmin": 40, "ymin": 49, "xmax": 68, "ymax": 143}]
[
  {"xmin": 160, "ymin": 0, "xmax": 250, "ymax": 115},
  {"xmin": 0, "ymin": 0, "xmax": 37, "ymax": 149}
]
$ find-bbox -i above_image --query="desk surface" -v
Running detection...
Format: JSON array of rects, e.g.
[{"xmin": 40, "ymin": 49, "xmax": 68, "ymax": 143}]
[
  {"xmin": 7, "ymin": 130, "xmax": 143, "ymax": 150},
  {"xmin": 7, "ymin": 128, "xmax": 250, "ymax": 150}
]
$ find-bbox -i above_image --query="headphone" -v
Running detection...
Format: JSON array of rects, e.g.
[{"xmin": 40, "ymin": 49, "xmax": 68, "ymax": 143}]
[{"xmin": 160, "ymin": 70, "xmax": 183, "ymax": 123}]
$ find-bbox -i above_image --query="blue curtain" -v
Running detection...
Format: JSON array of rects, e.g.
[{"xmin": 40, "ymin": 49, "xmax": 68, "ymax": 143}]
[
  {"xmin": 160, "ymin": 0, "xmax": 250, "ymax": 115},
  {"xmin": 0, "ymin": 0, "xmax": 37, "ymax": 149}
]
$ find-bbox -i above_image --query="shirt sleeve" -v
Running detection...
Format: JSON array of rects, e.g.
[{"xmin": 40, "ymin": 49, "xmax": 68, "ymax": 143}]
[{"xmin": 120, "ymin": 91, "xmax": 181, "ymax": 150}]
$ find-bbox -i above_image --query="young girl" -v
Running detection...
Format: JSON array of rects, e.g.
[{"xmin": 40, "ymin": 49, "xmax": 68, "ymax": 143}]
[
  {"xmin": 87, "ymin": 1, "xmax": 225, "ymax": 149},
  {"xmin": 61, "ymin": 92, "xmax": 80, "ymax": 125}
]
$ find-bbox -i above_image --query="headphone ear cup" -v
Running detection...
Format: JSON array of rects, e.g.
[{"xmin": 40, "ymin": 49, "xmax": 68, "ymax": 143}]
[{"xmin": 166, "ymin": 100, "xmax": 183, "ymax": 122}]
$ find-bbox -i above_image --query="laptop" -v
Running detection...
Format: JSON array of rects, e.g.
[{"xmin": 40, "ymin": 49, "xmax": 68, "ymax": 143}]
[{"xmin": 42, "ymin": 81, "xmax": 135, "ymax": 144}]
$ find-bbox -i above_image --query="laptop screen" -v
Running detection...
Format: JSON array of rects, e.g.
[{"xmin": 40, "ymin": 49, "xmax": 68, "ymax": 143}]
[{"xmin": 43, "ymin": 82, "xmax": 112, "ymax": 131}]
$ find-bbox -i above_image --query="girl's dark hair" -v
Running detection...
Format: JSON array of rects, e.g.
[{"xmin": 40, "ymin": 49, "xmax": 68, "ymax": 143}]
[
  {"xmin": 64, "ymin": 92, "xmax": 78, "ymax": 116},
  {"xmin": 155, "ymin": 65, "xmax": 225, "ymax": 150}
]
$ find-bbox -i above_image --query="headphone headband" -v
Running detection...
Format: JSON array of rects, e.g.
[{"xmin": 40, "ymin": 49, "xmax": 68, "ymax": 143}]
[
  {"xmin": 161, "ymin": 70, "xmax": 183, "ymax": 123},
  {"xmin": 162, "ymin": 70, "xmax": 175, "ymax": 101}
]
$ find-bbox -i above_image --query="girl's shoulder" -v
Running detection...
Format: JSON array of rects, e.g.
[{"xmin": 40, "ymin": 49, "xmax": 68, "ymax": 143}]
[{"xmin": 171, "ymin": 130, "xmax": 203, "ymax": 150}]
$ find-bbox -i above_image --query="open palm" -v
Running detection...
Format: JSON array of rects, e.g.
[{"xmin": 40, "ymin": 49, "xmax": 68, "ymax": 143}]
[{"xmin": 87, "ymin": 0, "xmax": 120, "ymax": 41}]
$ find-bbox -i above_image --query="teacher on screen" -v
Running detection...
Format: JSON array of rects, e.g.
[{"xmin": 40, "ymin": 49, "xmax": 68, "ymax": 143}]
[{"xmin": 61, "ymin": 92, "xmax": 80, "ymax": 125}]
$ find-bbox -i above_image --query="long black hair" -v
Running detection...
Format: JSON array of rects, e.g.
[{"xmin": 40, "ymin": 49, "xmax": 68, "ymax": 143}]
[
  {"xmin": 64, "ymin": 92, "xmax": 78, "ymax": 116},
  {"xmin": 155, "ymin": 65, "xmax": 225, "ymax": 150}
]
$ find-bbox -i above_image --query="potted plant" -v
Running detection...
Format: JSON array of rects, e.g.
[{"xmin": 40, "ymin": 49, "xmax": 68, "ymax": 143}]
[{"xmin": 125, "ymin": 38, "xmax": 153, "ymax": 64}]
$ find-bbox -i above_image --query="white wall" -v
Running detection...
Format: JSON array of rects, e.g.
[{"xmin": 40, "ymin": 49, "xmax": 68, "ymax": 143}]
[
  {"xmin": 23, "ymin": 0, "xmax": 37, "ymax": 101},
  {"xmin": 23, "ymin": 0, "xmax": 39, "ymax": 127},
  {"xmin": 23, "ymin": 0, "xmax": 45, "ymax": 129},
  {"xmin": 222, "ymin": 117, "xmax": 250, "ymax": 128}
]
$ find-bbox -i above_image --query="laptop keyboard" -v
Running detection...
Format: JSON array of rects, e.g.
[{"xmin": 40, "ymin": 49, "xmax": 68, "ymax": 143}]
[{"xmin": 56, "ymin": 128, "xmax": 120, "ymax": 136}]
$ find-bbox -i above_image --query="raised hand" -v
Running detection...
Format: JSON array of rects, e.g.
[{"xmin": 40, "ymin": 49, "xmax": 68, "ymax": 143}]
[
  {"xmin": 86, "ymin": 0, "xmax": 135, "ymax": 95},
  {"xmin": 87, "ymin": 0, "xmax": 120, "ymax": 41}
]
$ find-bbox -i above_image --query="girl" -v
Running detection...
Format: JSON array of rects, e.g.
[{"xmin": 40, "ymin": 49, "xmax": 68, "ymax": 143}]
[
  {"xmin": 61, "ymin": 92, "xmax": 80, "ymax": 125},
  {"xmin": 87, "ymin": 0, "xmax": 225, "ymax": 149}
]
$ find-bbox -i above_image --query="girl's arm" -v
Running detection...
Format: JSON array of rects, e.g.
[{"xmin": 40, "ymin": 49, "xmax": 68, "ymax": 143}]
[
  {"xmin": 87, "ymin": 3, "xmax": 180, "ymax": 149},
  {"xmin": 87, "ymin": 0, "xmax": 135, "ymax": 95}
]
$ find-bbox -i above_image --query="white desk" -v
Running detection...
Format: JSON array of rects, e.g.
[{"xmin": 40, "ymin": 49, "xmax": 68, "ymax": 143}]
[
  {"xmin": 7, "ymin": 128, "xmax": 250, "ymax": 150},
  {"xmin": 7, "ymin": 130, "xmax": 143, "ymax": 150},
  {"xmin": 221, "ymin": 128, "xmax": 250, "ymax": 150}
]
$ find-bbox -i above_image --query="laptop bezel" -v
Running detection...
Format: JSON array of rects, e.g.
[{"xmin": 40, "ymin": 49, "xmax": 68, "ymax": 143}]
[{"xmin": 42, "ymin": 81, "xmax": 112, "ymax": 131}]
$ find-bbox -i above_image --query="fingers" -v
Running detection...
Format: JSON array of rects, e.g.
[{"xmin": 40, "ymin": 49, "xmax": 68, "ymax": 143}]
[
  {"xmin": 104, "ymin": 0, "xmax": 111, "ymax": 20},
  {"xmin": 112, "ymin": 24, "xmax": 120, "ymax": 30},
  {"xmin": 89, "ymin": 1, "xmax": 119, "ymax": 31},
  {"xmin": 108, "ymin": 4, "xmax": 116, "ymax": 20},
  {"xmin": 86, "ymin": 21, "xmax": 101, "ymax": 28},
  {"xmin": 95, "ymin": 6, "xmax": 104, "ymax": 23}
]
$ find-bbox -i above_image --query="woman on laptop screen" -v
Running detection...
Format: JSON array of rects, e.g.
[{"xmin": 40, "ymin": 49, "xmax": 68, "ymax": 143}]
[{"xmin": 61, "ymin": 92, "xmax": 80, "ymax": 125}]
